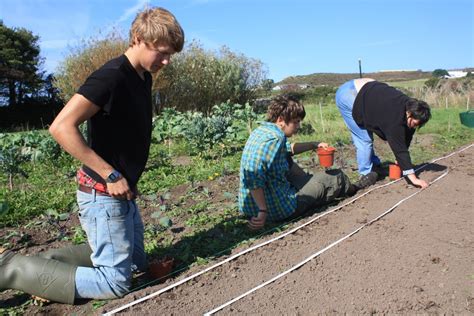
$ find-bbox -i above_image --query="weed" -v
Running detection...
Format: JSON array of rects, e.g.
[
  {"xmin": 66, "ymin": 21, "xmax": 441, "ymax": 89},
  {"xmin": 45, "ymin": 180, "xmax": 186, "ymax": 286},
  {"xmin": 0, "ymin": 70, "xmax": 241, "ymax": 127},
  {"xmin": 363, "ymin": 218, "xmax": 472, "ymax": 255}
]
[
  {"xmin": 72, "ymin": 226, "xmax": 87, "ymax": 245},
  {"xmin": 92, "ymin": 300, "xmax": 108, "ymax": 310}
]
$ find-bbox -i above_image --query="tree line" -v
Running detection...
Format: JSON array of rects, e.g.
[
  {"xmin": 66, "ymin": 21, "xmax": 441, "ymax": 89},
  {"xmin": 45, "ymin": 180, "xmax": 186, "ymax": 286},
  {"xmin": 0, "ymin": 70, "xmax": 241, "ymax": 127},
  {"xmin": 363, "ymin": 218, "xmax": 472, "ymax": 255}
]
[
  {"xmin": 0, "ymin": 20, "xmax": 62, "ymax": 130},
  {"xmin": 1, "ymin": 21, "xmax": 268, "ymax": 131}
]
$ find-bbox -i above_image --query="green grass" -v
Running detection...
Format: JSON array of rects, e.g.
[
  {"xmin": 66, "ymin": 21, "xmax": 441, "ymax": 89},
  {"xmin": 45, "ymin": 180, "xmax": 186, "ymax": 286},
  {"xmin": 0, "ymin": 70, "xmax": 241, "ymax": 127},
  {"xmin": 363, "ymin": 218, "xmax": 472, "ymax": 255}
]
[
  {"xmin": 295, "ymin": 102, "xmax": 474, "ymax": 164},
  {"xmin": 139, "ymin": 143, "xmax": 241, "ymax": 194},
  {"xmin": 293, "ymin": 102, "xmax": 352, "ymax": 145},
  {"xmin": 389, "ymin": 78, "xmax": 428, "ymax": 89},
  {"xmin": 1, "ymin": 104, "xmax": 473, "ymax": 228},
  {"xmin": 0, "ymin": 155, "xmax": 79, "ymax": 227}
]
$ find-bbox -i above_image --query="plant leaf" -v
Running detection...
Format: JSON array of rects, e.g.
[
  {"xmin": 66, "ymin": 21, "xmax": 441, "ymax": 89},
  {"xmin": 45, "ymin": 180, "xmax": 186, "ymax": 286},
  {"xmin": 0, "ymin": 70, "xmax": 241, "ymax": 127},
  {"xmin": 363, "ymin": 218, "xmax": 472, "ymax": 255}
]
[
  {"xmin": 151, "ymin": 211, "xmax": 163, "ymax": 219},
  {"xmin": 158, "ymin": 216, "xmax": 172, "ymax": 228}
]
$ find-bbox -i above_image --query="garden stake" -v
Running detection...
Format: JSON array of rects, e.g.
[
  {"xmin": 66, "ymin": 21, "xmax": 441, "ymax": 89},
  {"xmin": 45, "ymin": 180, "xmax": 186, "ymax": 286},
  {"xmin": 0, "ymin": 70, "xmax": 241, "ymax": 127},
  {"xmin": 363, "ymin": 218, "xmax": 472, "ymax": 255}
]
[{"xmin": 318, "ymin": 101, "xmax": 325, "ymax": 133}]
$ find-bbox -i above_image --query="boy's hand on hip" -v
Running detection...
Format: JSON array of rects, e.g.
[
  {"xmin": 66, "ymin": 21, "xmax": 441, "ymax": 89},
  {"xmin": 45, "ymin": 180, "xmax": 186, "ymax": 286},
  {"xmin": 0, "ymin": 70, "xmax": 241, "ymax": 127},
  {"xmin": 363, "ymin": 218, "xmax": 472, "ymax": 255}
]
[{"xmin": 107, "ymin": 178, "xmax": 134, "ymax": 200}]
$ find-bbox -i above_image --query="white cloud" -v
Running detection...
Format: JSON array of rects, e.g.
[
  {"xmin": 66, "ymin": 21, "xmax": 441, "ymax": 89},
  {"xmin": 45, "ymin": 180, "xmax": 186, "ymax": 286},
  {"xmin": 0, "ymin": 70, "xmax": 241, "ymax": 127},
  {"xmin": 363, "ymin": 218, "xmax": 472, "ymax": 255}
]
[{"xmin": 117, "ymin": 0, "xmax": 150, "ymax": 23}]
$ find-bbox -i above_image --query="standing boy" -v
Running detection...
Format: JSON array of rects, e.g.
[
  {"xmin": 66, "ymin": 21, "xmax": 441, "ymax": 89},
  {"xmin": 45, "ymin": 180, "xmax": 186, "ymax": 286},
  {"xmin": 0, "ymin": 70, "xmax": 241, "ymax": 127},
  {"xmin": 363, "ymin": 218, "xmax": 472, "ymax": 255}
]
[{"xmin": 0, "ymin": 7, "xmax": 184, "ymax": 303}]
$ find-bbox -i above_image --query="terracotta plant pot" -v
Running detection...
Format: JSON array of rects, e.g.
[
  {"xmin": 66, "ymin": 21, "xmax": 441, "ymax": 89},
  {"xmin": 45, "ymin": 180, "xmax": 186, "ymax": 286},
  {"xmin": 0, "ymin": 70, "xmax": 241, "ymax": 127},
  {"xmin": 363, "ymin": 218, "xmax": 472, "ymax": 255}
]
[
  {"xmin": 149, "ymin": 257, "xmax": 174, "ymax": 280},
  {"xmin": 389, "ymin": 164, "xmax": 402, "ymax": 180},
  {"xmin": 317, "ymin": 146, "xmax": 336, "ymax": 168}
]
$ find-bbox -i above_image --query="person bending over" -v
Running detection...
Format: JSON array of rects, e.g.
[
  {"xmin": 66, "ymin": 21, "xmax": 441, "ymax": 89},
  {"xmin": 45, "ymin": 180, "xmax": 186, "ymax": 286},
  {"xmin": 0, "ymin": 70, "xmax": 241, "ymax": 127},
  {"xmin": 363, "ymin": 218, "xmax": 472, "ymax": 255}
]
[{"xmin": 335, "ymin": 78, "xmax": 431, "ymax": 189}]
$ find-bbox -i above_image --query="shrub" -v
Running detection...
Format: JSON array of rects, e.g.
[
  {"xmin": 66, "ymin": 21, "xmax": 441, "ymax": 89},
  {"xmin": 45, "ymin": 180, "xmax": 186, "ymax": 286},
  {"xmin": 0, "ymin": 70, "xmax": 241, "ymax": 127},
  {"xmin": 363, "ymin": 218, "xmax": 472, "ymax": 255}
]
[
  {"xmin": 432, "ymin": 69, "xmax": 449, "ymax": 78},
  {"xmin": 54, "ymin": 30, "xmax": 128, "ymax": 102},
  {"xmin": 54, "ymin": 36, "xmax": 267, "ymax": 116},
  {"xmin": 155, "ymin": 41, "xmax": 267, "ymax": 114},
  {"xmin": 0, "ymin": 146, "xmax": 28, "ymax": 190},
  {"xmin": 151, "ymin": 108, "xmax": 187, "ymax": 143},
  {"xmin": 176, "ymin": 102, "xmax": 257, "ymax": 156},
  {"xmin": 424, "ymin": 77, "xmax": 440, "ymax": 89},
  {"xmin": 0, "ymin": 130, "xmax": 61, "ymax": 162}
]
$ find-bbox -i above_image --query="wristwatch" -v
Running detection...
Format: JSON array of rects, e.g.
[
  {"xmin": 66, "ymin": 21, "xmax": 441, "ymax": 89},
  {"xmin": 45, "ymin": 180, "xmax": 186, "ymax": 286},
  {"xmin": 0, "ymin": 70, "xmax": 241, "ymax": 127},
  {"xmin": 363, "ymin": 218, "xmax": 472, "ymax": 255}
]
[{"xmin": 105, "ymin": 170, "xmax": 122, "ymax": 183}]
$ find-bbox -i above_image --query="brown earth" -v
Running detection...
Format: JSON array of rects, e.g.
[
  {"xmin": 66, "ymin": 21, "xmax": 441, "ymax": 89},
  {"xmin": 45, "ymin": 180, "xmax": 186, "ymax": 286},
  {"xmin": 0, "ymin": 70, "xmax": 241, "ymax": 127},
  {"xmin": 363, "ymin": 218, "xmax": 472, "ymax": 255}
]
[
  {"xmin": 107, "ymin": 145, "xmax": 471, "ymax": 315},
  {"xmin": 100, "ymin": 145, "xmax": 473, "ymax": 315},
  {"xmin": 1, "ymin": 144, "xmax": 473, "ymax": 315}
]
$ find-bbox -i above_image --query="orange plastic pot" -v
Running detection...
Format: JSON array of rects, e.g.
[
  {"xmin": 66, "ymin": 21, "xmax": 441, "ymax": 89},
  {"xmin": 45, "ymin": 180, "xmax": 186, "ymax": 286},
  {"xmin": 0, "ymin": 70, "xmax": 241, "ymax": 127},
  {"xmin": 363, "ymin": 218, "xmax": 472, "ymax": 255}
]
[
  {"xmin": 389, "ymin": 164, "xmax": 402, "ymax": 180},
  {"xmin": 317, "ymin": 146, "xmax": 336, "ymax": 168},
  {"xmin": 149, "ymin": 257, "xmax": 174, "ymax": 280}
]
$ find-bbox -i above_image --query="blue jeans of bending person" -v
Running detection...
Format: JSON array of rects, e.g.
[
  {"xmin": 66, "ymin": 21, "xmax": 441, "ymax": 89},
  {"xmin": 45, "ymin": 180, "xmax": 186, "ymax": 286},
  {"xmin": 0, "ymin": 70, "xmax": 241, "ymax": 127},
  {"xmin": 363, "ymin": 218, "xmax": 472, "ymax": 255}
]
[
  {"xmin": 335, "ymin": 80, "xmax": 381, "ymax": 176},
  {"xmin": 74, "ymin": 190, "xmax": 147, "ymax": 299}
]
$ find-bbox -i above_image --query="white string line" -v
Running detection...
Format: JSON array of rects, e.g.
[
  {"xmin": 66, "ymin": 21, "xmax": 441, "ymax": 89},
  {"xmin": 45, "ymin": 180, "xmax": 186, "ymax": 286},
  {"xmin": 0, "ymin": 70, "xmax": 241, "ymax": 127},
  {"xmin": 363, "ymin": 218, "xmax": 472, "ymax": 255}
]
[
  {"xmin": 204, "ymin": 171, "xmax": 450, "ymax": 315},
  {"xmin": 103, "ymin": 180, "xmax": 395, "ymax": 316},
  {"xmin": 103, "ymin": 143, "xmax": 473, "ymax": 315}
]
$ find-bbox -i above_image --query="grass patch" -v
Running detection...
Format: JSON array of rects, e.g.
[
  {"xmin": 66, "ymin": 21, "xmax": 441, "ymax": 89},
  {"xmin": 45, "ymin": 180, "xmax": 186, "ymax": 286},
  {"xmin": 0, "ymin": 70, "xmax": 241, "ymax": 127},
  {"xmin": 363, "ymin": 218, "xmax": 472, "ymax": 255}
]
[
  {"xmin": 1, "ymin": 104, "xmax": 473, "ymax": 228},
  {"xmin": 389, "ymin": 79, "xmax": 428, "ymax": 89}
]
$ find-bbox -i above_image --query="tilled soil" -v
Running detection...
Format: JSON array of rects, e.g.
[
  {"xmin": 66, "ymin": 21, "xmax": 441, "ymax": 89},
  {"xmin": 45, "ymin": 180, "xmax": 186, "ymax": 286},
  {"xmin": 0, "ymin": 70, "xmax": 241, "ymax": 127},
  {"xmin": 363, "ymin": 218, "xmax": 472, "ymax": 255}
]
[
  {"xmin": 95, "ymin": 145, "xmax": 473, "ymax": 315},
  {"xmin": 1, "ymin": 144, "xmax": 473, "ymax": 315}
]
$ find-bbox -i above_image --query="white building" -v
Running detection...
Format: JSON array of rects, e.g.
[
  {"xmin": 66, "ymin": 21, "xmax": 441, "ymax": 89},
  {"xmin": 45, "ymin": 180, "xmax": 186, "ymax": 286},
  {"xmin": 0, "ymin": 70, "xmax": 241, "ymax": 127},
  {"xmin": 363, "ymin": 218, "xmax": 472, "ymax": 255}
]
[
  {"xmin": 272, "ymin": 84, "xmax": 310, "ymax": 91},
  {"xmin": 444, "ymin": 70, "xmax": 468, "ymax": 79}
]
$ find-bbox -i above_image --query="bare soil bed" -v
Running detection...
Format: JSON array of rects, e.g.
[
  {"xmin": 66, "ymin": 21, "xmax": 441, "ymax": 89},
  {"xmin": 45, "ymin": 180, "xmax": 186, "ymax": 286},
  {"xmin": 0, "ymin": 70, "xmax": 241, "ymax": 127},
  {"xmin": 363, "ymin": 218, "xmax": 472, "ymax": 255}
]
[
  {"xmin": 110, "ymin": 145, "xmax": 473, "ymax": 314},
  {"xmin": 1, "ymin": 144, "xmax": 473, "ymax": 315}
]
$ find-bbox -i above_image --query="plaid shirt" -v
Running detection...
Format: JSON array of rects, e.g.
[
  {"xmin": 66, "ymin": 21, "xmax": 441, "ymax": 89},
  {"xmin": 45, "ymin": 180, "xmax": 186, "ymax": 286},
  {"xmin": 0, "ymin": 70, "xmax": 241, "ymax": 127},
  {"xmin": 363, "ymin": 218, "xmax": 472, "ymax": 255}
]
[{"xmin": 238, "ymin": 122, "xmax": 296, "ymax": 221}]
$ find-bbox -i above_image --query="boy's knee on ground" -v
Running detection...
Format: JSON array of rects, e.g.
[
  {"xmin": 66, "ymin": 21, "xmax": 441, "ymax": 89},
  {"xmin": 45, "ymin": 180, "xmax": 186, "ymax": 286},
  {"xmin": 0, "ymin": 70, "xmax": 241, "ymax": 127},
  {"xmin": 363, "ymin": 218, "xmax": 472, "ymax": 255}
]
[
  {"xmin": 99, "ymin": 275, "xmax": 131, "ymax": 299},
  {"xmin": 76, "ymin": 265, "xmax": 133, "ymax": 299},
  {"xmin": 107, "ymin": 268, "xmax": 133, "ymax": 298}
]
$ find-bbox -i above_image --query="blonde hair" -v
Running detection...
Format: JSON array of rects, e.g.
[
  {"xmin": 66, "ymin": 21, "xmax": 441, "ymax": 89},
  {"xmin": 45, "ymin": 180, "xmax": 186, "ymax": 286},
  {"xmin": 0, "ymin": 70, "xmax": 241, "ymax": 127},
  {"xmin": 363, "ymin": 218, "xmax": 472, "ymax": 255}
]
[{"xmin": 129, "ymin": 7, "xmax": 185, "ymax": 52}]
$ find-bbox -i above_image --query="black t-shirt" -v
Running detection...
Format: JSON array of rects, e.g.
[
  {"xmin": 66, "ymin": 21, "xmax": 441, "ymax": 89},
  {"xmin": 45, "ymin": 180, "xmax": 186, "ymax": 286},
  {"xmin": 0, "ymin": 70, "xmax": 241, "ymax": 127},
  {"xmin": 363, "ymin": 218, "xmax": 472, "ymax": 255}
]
[
  {"xmin": 352, "ymin": 81, "xmax": 415, "ymax": 171},
  {"xmin": 77, "ymin": 54, "xmax": 152, "ymax": 188}
]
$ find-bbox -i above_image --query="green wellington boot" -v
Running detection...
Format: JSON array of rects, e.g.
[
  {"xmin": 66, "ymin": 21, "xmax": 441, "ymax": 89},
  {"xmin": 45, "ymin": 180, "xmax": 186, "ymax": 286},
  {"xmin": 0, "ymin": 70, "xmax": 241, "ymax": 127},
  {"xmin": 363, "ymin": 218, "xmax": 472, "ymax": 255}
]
[
  {"xmin": 39, "ymin": 243, "xmax": 93, "ymax": 267},
  {"xmin": 0, "ymin": 250, "xmax": 77, "ymax": 304}
]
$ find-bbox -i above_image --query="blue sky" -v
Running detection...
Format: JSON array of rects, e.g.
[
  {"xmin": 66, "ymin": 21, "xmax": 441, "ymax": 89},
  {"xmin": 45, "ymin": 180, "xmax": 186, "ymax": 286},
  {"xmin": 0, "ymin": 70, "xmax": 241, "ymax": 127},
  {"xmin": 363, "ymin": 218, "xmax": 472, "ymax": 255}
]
[{"xmin": 1, "ymin": 0, "xmax": 472, "ymax": 82}]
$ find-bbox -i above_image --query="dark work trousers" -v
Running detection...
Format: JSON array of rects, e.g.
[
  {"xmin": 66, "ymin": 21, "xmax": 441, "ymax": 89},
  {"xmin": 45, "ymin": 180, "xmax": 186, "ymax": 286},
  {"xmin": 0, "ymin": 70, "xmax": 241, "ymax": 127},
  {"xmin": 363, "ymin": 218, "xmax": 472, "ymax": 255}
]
[{"xmin": 285, "ymin": 164, "xmax": 352, "ymax": 221}]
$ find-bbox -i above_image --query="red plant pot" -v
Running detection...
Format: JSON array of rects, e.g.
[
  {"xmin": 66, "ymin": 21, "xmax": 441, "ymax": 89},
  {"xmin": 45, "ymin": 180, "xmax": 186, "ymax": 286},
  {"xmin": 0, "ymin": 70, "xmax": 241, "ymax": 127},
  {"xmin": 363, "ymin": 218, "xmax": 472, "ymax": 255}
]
[
  {"xmin": 389, "ymin": 164, "xmax": 402, "ymax": 180},
  {"xmin": 149, "ymin": 257, "xmax": 174, "ymax": 280},
  {"xmin": 317, "ymin": 146, "xmax": 336, "ymax": 168}
]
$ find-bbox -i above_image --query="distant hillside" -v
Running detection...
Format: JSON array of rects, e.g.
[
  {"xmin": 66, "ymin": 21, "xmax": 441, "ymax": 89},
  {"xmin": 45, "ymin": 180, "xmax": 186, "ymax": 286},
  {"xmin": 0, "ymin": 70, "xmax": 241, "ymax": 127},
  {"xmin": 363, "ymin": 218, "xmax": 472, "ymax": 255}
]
[{"xmin": 278, "ymin": 71, "xmax": 432, "ymax": 87}]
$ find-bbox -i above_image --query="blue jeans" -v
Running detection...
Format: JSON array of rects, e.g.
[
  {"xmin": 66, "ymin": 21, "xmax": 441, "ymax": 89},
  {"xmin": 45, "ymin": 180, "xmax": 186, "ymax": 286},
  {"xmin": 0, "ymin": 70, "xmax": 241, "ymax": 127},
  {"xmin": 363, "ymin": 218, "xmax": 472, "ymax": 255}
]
[
  {"xmin": 74, "ymin": 190, "xmax": 147, "ymax": 299},
  {"xmin": 335, "ymin": 80, "xmax": 380, "ymax": 175}
]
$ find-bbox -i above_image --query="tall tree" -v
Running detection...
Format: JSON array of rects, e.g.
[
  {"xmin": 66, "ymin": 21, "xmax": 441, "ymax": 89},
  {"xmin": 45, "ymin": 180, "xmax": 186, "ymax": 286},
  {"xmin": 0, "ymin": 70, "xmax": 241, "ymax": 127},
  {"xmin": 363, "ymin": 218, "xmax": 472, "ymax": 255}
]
[
  {"xmin": 0, "ymin": 20, "xmax": 43, "ymax": 106},
  {"xmin": 432, "ymin": 69, "xmax": 449, "ymax": 78}
]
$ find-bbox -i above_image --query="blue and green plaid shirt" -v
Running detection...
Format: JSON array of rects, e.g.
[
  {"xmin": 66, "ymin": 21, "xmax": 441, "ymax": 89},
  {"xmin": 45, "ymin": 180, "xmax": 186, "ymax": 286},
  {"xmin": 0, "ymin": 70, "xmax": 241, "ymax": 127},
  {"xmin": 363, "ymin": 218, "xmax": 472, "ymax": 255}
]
[{"xmin": 238, "ymin": 122, "xmax": 296, "ymax": 221}]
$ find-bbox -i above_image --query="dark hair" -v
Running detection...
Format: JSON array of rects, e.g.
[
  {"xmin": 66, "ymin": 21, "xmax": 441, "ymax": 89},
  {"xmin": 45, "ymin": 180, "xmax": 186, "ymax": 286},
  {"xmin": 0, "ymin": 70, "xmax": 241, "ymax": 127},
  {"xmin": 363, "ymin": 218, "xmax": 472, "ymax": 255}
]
[
  {"xmin": 406, "ymin": 98, "xmax": 431, "ymax": 128},
  {"xmin": 266, "ymin": 93, "xmax": 306, "ymax": 123}
]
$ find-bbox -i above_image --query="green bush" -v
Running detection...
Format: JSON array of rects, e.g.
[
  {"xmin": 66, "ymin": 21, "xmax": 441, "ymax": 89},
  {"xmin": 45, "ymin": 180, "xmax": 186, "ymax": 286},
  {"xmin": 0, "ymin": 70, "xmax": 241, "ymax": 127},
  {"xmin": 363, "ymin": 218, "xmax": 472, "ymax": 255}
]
[
  {"xmin": 151, "ymin": 108, "xmax": 187, "ymax": 143},
  {"xmin": 54, "ymin": 35, "xmax": 267, "ymax": 117},
  {"xmin": 432, "ymin": 69, "xmax": 449, "ymax": 78},
  {"xmin": 172, "ymin": 102, "xmax": 257, "ymax": 156},
  {"xmin": 54, "ymin": 31, "xmax": 128, "ymax": 102},
  {"xmin": 155, "ymin": 41, "xmax": 267, "ymax": 114},
  {"xmin": 425, "ymin": 77, "xmax": 440, "ymax": 89}
]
